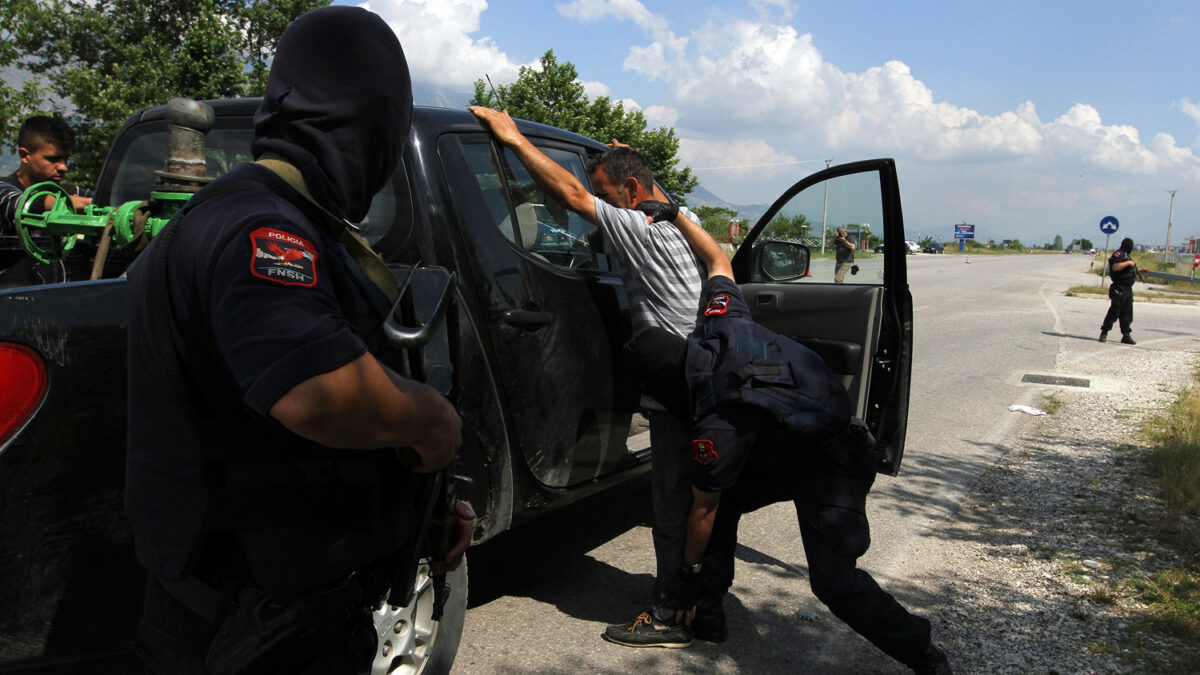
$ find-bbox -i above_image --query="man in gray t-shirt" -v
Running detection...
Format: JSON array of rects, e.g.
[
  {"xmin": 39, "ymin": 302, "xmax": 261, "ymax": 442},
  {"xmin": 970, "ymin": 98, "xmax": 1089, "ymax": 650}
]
[
  {"xmin": 591, "ymin": 196, "xmax": 701, "ymax": 338},
  {"xmin": 470, "ymin": 105, "xmax": 710, "ymax": 609}
]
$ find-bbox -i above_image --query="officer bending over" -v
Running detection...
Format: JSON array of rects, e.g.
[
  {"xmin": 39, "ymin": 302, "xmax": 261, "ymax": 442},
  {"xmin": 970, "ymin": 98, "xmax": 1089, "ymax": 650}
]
[
  {"xmin": 601, "ymin": 201, "xmax": 952, "ymax": 674},
  {"xmin": 125, "ymin": 7, "xmax": 472, "ymax": 672}
]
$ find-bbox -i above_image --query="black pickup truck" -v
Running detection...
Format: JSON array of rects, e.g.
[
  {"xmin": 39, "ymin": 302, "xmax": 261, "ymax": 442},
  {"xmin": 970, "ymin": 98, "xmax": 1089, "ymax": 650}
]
[{"xmin": 0, "ymin": 99, "xmax": 913, "ymax": 672}]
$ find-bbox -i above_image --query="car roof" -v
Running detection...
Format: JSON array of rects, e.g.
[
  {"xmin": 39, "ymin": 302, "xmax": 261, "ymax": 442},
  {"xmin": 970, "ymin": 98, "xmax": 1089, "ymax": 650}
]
[{"xmin": 117, "ymin": 98, "xmax": 609, "ymax": 155}]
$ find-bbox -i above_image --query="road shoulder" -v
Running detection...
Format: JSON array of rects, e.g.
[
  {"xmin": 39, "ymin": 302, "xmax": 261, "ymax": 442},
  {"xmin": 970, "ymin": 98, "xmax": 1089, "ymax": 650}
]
[{"xmin": 904, "ymin": 340, "xmax": 1195, "ymax": 672}]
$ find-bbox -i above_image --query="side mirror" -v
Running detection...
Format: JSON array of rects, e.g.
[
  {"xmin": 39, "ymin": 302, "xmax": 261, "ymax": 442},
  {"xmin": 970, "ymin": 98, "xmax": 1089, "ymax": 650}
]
[{"xmin": 757, "ymin": 240, "xmax": 810, "ymax": 281}]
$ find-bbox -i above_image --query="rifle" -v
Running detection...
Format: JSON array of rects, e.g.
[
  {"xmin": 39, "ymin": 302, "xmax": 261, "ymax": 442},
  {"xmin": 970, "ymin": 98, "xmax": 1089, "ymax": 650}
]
[{"xmin": 380, "ymin": 263, "xmax": 471, "ymax": 620}]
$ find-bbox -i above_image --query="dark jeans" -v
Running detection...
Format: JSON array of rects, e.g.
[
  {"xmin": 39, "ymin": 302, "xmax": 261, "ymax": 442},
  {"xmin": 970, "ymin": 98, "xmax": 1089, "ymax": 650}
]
[
  {"xmin": 647, "ymin": 408, "xmax": 693, "ymax": 598},
  {"xmin": 1101, "ymin": 284, "xmax": 1134, "ymax": 335},
  {"xmin": 701, "ymin": 446, "xmax": 933, "ymax": 667}
]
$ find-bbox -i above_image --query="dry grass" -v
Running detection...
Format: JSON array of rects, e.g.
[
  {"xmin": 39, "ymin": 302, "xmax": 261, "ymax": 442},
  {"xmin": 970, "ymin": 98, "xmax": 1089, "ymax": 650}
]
[
  {"xmin": 1107, "ymin": 367, "xmax": 1200, "ymax": 672},
  {"xmin": 1144, "ymin": 370, "xmax": 1200, "ymax": 559}
]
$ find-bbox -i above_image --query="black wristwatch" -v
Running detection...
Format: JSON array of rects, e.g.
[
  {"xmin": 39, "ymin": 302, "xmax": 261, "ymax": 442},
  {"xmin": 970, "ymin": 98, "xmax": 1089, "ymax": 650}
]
[{"xmin": 684, "ymin": 561, "xmax": 703, "ymax": 574}]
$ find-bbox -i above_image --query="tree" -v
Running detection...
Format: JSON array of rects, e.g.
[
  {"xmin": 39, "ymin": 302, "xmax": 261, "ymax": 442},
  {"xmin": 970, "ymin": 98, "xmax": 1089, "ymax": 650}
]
[
  {"xmin": 2, "ymin": 0, "xmax": 328, "ymax": 185},
  {"xmin": 1, "ymin": 1, "xmax": 50, "ymax": 148},
  {"xmin": 692, "ymin": 205, "xmax": 738, "ymax": 242},
  {"xmin": 761, "ymin": 212, "xmax": 809, "ymax": 241},
  {"xmin": 1052, "ymin": 234, "xmax": 1063, "ymax": 250},
  {"xmin": 470, "ymin": 50, "xmax": 698, "ymax": 203}
]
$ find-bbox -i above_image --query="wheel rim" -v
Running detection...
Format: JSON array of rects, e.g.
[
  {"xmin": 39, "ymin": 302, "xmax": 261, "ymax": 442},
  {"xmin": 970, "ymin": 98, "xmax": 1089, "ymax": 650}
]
[{"xmin": 371, "ymin": 562, "xmax": 440, "ymax": 675}]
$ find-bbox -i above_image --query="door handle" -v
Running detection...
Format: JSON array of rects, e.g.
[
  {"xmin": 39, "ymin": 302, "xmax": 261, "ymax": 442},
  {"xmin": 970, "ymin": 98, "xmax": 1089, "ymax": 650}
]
[
  {"xmin": 756, "ymin": 293, "xmax": 779, "ymax": 310},
  {"xmin": 503, "ymin": 308, "xmax": 552, "ymax": 329}
]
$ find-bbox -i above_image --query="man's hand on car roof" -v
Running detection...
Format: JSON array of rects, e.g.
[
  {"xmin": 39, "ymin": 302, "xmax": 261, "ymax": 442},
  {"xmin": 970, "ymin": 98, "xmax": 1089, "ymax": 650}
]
[{"xmin": 469, "ymin": 106, "xmax": 526, "ymax": 149}]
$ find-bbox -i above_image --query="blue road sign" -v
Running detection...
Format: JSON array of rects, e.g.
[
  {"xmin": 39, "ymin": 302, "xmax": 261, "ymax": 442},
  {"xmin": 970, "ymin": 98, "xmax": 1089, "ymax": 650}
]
[{"xmin": 1099, "ymin": 216, "xmax": 1119, "ymax": 235}]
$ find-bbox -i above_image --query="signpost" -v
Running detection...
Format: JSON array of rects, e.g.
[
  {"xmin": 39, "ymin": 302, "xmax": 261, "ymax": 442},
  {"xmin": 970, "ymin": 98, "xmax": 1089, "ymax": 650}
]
[
  {"xmin": 1193, "ymin": 252, "xmax": 1199, "ymax": 282},
  {"xmin": 954, "ymin": 222, "xmax": 974, "ymax": 252},
  {"xmin": 1099, "ymin": 216, "xmax": 1119, "ymax": 285}
]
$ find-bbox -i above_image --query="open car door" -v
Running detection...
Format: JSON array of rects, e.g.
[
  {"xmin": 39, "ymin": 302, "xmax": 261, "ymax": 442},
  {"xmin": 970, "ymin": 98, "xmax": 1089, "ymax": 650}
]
[{"xmin": 730, "ymin": 159, "xmax": 913, "ymax": 475}]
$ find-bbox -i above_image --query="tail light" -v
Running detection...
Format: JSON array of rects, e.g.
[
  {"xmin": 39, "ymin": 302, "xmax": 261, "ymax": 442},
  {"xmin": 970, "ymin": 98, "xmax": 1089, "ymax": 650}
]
[{"xmin": 0, "ymin": 343, "xmax": 48, "ymax": 448}]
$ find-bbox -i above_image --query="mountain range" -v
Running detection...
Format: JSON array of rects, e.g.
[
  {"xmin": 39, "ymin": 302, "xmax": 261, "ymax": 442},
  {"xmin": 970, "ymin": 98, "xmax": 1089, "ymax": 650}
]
[{"xmin": 684, "ymin": 184, "xmax": 772, "ymax": 225}]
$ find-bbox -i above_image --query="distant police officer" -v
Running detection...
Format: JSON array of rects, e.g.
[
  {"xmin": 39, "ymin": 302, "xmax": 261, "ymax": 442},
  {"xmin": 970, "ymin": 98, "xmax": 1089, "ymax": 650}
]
[
  {"xmin": 1100, "ymin": 237, "xmax": 1138, "ymax": 344},
  {"xmin": 604, "ymin": 202, "xmax": 952, "ymax": 674},
  {"xmin": 125, "ymin": 7, "xmax": 471, "ymax": 673}
]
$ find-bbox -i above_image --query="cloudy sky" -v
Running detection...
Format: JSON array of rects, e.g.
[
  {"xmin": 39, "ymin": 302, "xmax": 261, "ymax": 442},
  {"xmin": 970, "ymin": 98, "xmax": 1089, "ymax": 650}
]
[
  {"xmin": 370, "ymin": 1, "xmax": 1195, "ymax": 245},
  {"xmin": 2, "ymin": 1, "xmax": 1193, "ymax": 247}
]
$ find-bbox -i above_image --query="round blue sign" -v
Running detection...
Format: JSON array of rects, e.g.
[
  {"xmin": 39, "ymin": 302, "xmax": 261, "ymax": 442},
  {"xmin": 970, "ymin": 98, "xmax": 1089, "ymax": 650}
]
[{"xmin": 1099, "ymin": 216, "xmax": 1119, "ymax": 234}]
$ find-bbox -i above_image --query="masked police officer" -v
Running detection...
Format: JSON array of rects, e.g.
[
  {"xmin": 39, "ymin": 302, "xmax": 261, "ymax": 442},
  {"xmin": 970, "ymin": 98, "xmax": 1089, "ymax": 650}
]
[
  {"xmin": 603, "ymin": 201, "xmax": 952, "ymax": 674},
  {"xmin": 125, "ymin": 7, "xmax": 472, "ymax": 672},
  {"xmin": 1099, "ymin": 237, "xmax": 1139, "ymax": 344}
]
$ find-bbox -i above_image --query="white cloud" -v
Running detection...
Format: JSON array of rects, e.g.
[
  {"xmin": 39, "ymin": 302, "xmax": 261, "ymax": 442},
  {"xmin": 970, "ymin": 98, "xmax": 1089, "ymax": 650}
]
[
  {"xmin": 580, "ymin": 80, "xmax": 611, "ymax": 99},
  {"xmin": 603, "ymin": 12, "xmax": 1200, "ymax": 187},
  {"xmin": 678, "ymin": 137, "xmax": 800, "ymax": 179},
  {"xmin": 1182, "ymin": 98, "xmax": 1200, "ymax": 126},
  {"xmin": 556, "ymin": 0, "xmax": 687, "ymax": 53},
  {"xmin": 643, "ymin": 105, "xmax": 677, "ymax": 127},
  {"xmin": 749, "ymin": 0, "xmax": 795, "ymax": 21},
  {"xmin": 361, "ymin": 0, "xmax": 522, "ymax": 90}
]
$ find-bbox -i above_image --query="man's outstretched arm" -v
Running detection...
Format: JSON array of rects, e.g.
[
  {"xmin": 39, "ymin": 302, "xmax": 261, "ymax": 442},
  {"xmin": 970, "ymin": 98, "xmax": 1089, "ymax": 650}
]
[
  {"xmin": 672, "ymin": 211, "xmax": 732, "ymax": 279},
  {"xmin": 469, "ymin": 106, "xmax": 597, "ymax": 223}
]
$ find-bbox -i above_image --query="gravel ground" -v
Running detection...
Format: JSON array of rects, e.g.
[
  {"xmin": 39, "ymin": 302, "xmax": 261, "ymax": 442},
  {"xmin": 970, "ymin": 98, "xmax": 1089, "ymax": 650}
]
[{"xmin": 913, "ymin": 342, "xmax": 1198, "ymax": 674}]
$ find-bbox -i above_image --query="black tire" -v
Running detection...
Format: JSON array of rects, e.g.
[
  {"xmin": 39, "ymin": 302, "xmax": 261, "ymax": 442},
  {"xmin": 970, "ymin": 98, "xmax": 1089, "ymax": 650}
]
[{"xmin": 371, "ymin": 558, "xmax": 467, "ymax": 674}]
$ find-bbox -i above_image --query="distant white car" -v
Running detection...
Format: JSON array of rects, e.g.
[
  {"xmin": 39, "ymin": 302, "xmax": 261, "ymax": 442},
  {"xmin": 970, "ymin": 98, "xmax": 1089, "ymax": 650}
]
[{"xmin": 904, "ymin": 240, "xmax": 920, "ymax": 254}]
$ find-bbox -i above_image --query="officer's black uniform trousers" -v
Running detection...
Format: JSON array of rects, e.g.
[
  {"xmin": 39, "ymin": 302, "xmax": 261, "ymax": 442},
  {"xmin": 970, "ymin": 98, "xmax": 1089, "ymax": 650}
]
[
  {"xmin": 1101, "ymin": 283, "xmax": 1134, "ymax": 335},
  {"xmin": 700, "ymin": 436, "xmax": 932, "ymax": 666}
]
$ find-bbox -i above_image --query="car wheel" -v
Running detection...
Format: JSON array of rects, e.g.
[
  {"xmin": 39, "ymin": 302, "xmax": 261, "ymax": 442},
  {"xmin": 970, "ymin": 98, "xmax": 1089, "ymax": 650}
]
[{"xmin": 371, "ymin": 558, "xmax": 467, "ymax": 674}]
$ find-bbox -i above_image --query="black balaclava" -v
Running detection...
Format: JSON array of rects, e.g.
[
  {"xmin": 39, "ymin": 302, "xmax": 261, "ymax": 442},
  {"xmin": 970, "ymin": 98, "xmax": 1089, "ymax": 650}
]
[
  {"xmin": 1119, "ymin": 237, "xmax": 1134, "ymax": 254},
  {"xmin": 252, "ymin": 6, "xmax": 412, "ymax": 223}
]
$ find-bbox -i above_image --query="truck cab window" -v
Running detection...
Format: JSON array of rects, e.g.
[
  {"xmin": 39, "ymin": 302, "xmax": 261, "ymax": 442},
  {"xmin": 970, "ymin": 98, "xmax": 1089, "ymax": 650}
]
[
  {"xmin": 500, "ymin": 146, "xmax": 600, "ymax": 270},
  {"xmin": 106, "ymin": 125, "xmax": 399, "ymax": 248}
]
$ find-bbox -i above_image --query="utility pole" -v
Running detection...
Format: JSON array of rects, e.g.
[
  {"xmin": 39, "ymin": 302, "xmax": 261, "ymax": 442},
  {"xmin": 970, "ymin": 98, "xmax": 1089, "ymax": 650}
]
[
  {"xmin": 1166, "ymin": 190, "xmax": 1177, "ymax": 264},
  {"xmin": 820, "ymin": 159, "xmax": 832, "ymax": 254}
]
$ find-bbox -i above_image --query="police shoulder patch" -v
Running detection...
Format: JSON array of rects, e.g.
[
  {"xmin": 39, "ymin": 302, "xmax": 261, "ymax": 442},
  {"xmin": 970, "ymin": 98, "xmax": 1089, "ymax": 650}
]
[
  {"xmin": 690, "ymin": 439, "xmax": 719, "ymax": 466},
  {"xmin": 704, "ymin": 293, "xmax": 731, "ymax": 316},
  {"xmin": 250, "ymin": 227, "xmax": 318, "ymax": 287}
]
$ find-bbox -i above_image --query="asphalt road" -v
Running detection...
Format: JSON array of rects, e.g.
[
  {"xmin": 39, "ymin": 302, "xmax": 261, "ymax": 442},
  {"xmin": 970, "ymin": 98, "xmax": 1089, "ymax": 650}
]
[{"xmin": 451, "ymin": 253, "xmax": 1200, "ymax": 674}]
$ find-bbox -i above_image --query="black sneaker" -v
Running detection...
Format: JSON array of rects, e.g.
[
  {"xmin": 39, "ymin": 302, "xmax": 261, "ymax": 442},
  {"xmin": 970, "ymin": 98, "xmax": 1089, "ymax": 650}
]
[
  {"xmin": 601, "ymin": 612, "xmax": 692, "ymax": 648},
  {"xmin": 1099, "ymin": 331, "xmax": 1108, "ymax": 342},
  {"xmin": 909, "ymin": 643, "xmax": 954, "ymax": 674},
  {"xmin": 1121, "ymin": 334, "xmax": 1136, "ymax": 345},
  {"xmin": 692, "ymin": 596, "xmax": 727, "ymax": 642}
]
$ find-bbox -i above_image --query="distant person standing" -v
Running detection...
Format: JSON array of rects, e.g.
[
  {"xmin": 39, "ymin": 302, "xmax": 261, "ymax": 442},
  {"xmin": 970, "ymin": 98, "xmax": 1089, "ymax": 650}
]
[
  {"xmin": 833, "ymin": 225, "xmax": 856, "ymax": 283},
  {"xmin": 1099, "ymin": 237, "xmax": 1138, "ymax": 344},
  {"xmin": 0, "ymin": 116, "xmax": 93, "ymax": 287}
]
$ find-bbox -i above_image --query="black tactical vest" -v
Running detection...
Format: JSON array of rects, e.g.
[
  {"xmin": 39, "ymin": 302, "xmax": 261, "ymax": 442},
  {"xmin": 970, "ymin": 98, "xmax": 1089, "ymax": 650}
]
[{"xmin": 684, "ymin": 281, "xmax": 852, "ymax": 442}]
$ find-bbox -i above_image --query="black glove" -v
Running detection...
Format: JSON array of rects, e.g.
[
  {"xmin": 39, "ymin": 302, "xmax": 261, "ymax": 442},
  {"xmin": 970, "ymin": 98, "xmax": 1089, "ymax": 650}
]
[
  {"xmin": 659, "ymin": 564, "xmax": 700, "ymax": 613},
  {"xmin": 850, "ymin": 264, "xmax": 860, "ymax": 275},
  {"xmin": 634, "ymin": 200, "xmax": 679, "ymax": 223}
]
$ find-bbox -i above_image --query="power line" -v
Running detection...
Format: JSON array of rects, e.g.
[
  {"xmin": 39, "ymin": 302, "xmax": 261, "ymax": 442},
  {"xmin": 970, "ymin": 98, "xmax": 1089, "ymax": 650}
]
[{"xmin": 691, "ymin": 156, "xmax": 830, "ymax": 169}]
